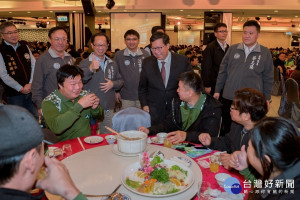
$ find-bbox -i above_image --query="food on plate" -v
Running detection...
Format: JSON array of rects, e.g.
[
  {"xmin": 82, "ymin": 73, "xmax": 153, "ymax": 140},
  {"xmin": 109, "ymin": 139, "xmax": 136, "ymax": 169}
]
[{"xmin": 125, "ymin": 152, "xmax": 189, "ymax": 195}]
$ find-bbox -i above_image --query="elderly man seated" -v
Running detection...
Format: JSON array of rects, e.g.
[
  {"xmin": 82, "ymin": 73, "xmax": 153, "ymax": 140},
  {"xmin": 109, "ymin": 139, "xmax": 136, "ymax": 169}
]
[
  {"xmin": 0, "ymin": 104, "xmax": 88, "ymax": 200},
  {"xmin": 42, "ymin": 64, "xmax": 103, "ymax": 141},
  {"xmin": 198, "ymin": 88, "xmax": 268, "ymax": 169},
  {"xmin": 139, "ymin": 71, "xmax": 222, "ymax": 144}
]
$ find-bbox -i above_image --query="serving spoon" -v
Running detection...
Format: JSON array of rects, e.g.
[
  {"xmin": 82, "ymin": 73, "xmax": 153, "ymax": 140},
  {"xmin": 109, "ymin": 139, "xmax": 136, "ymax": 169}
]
[{"xmin": 105, "ymin": 126, "xmax": 140, "ymax": 141}]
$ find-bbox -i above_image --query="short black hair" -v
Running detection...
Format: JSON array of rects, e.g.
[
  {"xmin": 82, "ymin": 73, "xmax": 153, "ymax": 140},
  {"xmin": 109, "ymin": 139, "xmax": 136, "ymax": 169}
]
[
  {"xmin": 124, "ymin": 29, "xmax": 140, "ymax": 39},
  {"xmin": 150, "ymin": 32, "xmax": 170, "ymax": 45},
  {"xmin": 243, "ymin": 20, "xmax": 260, "ymax": 33},
  {"xmin": 91, "ymin": 32, "xmax": 109, "ymax": 44},
  {"xmin": 185, "ymin": 50, "xmax": 192, "ymax": 56},
  {"xmin": 189, "ymin": 55, "xmax": 198, "ymax": 62},
  {"xmin": 48, "ymin": 26, "xmax": 68, "ymax": 38},
  {"xmin": 56, "ymin": 64, "xmax": 83, "ymax": 88},
  {"xmin": 151, "ymin": 26, "xmax": 165, "ymax": 34},
  {"xmin": 233, "ymin": 88, "xmax": 268, "ymax": 122},
  {"xmin": 178, "ymin": 71, "xmax": 203, "ymax": 95},
  {"xmin": 214, "ymin": 23, "xmax": 227, "ymax": 32}
]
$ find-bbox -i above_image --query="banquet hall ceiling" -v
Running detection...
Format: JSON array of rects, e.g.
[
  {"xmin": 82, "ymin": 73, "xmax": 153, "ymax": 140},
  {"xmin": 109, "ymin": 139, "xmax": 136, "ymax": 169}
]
[{"xmin": 0, "ymin": 0, "xmax": 300, "ymax": 30}]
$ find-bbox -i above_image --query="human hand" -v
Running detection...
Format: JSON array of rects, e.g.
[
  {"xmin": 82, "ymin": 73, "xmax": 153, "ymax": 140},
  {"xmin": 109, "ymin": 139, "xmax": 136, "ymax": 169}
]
[
  {"xmin": 138, "ymin": 126, "xmax": 149, "ymax": 134},
  {"xmin": 78, "ymin": 93, "xmax": 98, "ymax": 109},
  {"xmin": 36, "ymin": 157, "xmax": 80, "ymax": 200},
  {"xmin": 277, "ymin": 66, "xmax": 283, "ymax": 74},
  {"xmin": 167, "ymin": 131, "xmax": 187, "ymax": 144},
  {"xmin": 89, "ymin": 55, "xmax": 100, "ymax": 72},
  {"xmin": 20, "ymin": 83, "xmax": 32, "ymax": 94},
  {"xmin": 91, "ymin": 95, "xmax": 100, "ymax": 109},
  {"xmin": 143, "ymin": 106, "xmax": 149, "ymax": 113},
  {"xmin": 213, "ymin": 93, "xmax": 220, "ymax": 100},
  {"xmin": 229, "ymin": 145, "xmax": 248, "ymax": 171},
  {"xmin": 100, "ymin": 78, "xmax": 113, "ymax": 93},
  {"xmin": 219, "ymin": 153, "xmax": 232, "ymax": 170},
  {"xmin": 115, "ymin": 92, "xmax": 121, "ymax": 103},
  {"xmin": 198, "ymin": 133, "xmax": 211, "ymax": 146},
  {"xmin": 204, "ymin": 87, "xmax": 211, "ymax": 94}
]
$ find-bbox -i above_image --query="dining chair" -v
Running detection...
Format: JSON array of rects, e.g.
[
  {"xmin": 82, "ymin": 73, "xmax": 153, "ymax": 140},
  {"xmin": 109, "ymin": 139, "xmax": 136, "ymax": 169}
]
[
  {"xmin": 112, "ymin": 107, "xmax": 151, "ymax": 132},
  {"xmin": 286, "ymin": 78, "xmax": 300, "ymax": 107},
  {"xmin": 42, "ymin": 128, "xmax": 58, "ymax": 144}
]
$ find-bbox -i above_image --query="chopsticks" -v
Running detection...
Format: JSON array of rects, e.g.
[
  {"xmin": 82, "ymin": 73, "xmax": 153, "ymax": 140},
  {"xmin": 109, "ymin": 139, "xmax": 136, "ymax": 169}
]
[
  {"xmin": 104, "ymin": 126, "xmax": 138, "ymax": 140},
  {"xmin": 77, "ymin": 137, "xmax": 85, "ymax": 150}
]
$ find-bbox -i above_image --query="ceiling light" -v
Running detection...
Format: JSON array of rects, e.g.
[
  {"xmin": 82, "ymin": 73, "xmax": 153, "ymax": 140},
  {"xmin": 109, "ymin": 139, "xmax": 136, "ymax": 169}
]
[
  {"xmin": 49, "ymin": 11, "xmax": 53, "ymax": 13},
  {"xmin": 106, "ymin": 0, "xmax": 115, "ymax": 9},
  {"xmin": 124, "ymin": 10, "xmax": 127, "ymax": 12},
  {"xmin": 180, "ymin": 10, "xmax": 184, "ymax": 12},
  {"xmin": 177, "ymin": 21, "xmax": 181, "ymax": 25},
  {"xmin": 295, "ymin": 16, "xmax": 298, "ymax": 18},
  {"xmin": 150, "ymin": 10, "xmax": 155, "ymax": 12},
  {"xmin": 72, "ymin": 11, "xmax": 76, "ymax": 13},
  {"xmin": 27, "ymin": 11, "xmax": 31, "ymax": 13},
  {"xmin": 187, "ymin": 15, "xmax": 191, "ymax": 17},
  {"xmin": 98, "ymin": 11, "xmax": 102, "ymax": 13},
  {"xmin": 9, "ymin": 12, "xmax": 12, "ymax": 13},
  {"xmin": 210, "ymin": 10, "xmax": 214, "ymax": 11},
  {"xmin": 274, "ymin": 10, "xmax": 278, "ymax": 13}
]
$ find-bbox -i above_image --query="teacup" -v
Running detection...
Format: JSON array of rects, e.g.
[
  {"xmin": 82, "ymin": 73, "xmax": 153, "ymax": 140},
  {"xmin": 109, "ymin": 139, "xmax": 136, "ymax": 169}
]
[
  {"xmin": 105, "ymin": 135, "xmax": 116, "ymax": 145},
  {"xmin": 157, "ymin": 132, "xmax": 167, "ymax": 143}
]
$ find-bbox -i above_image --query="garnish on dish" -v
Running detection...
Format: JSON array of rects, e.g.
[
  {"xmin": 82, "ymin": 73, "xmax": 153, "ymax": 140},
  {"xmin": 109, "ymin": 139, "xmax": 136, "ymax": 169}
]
[{"xmin": 125, "ymin": 152, "xmax": 189, "ymax": 195}]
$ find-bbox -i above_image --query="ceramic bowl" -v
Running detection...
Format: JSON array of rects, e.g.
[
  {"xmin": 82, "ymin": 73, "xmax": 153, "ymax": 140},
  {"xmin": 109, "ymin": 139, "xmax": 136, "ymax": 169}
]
[
  {"xmin": 215, "ymin": 173, "xmax": 232, "ymax": 188},
  {"xmin": 117, "ymin": 130, "xmax": 147, "ymax": 154},
  {"xmin": 105, "ymin": 135, "xmax": 116, "ymax": 145}
]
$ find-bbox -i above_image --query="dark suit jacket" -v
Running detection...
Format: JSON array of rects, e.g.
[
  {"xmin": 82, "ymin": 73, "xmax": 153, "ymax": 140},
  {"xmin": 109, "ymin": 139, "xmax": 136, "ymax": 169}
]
[
  {"xmin": 138, "ymin": 53, "xmax": 192, "ymax": 125},
  {"xmin": 201, "ymin": 40, "xmax": 229, "ymax": 94}
]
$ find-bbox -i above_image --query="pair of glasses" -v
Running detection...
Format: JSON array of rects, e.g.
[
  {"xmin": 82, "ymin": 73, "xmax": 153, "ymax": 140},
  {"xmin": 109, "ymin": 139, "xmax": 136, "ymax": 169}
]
[
  {"xmin": 93, "ymin": 44, "xmax": 107, "ymax": 48},
  {"xmin": 217, "ymin": 30, "xmax": 228, "ymax": 33},
  {"xmin": 151, "ymin": 45, "xmax": 165, "ymax": 51},
  {"xmin": 2, "ymin": 30, "xmax": 18, "ymax": 35},
  {"xmin": 52, "ymin": 38, "xmax": 67, "ymax": 42}
]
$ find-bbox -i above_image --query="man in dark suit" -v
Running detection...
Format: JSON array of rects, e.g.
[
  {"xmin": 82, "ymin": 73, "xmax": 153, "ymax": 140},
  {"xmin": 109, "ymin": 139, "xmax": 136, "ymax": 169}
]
[
  {"xmin": 139, "ymin": 32, "xmax": 192, "ymax": 125},
  {"xmin": 201, "ymin": 23, "xmax": 229, "ymax": 95}
]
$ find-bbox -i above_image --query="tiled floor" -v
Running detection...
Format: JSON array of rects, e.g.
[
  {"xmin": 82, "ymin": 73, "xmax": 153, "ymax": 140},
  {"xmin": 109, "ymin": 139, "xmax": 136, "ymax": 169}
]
[{"xmin": 267, "ymin": 95, "xmax": 281, "ymax": 117}]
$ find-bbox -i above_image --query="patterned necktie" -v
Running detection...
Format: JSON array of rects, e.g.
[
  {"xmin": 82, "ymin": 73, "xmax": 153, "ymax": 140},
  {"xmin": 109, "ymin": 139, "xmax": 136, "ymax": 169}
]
[{"xmin": 161, "ymin": 61, "xmax": 166, "ymax": 86}]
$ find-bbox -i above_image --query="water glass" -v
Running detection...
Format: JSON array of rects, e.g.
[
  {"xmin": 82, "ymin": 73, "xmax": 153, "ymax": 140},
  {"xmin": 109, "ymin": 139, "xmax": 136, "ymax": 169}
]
[
  {"xmin": 63, "ymin": 144, "xmax": 72, "ymax": 157},
  {"xmin": 209, "ymin": 154, "xmax": 220, "ymax": 173},
  {"xmin": 197, "ymin": 181, "xmax": 211, "ymax": 200},
  {"xmin": 163, "ymin": 138, "xmax": 172, "ymax": 148}
]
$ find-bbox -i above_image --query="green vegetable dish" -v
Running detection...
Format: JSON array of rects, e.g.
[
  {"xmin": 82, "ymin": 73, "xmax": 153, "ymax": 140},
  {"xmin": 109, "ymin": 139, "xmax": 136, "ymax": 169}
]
[{"xmin": 124, "ymin": 153, "xmax": 194, "ymax": 196}]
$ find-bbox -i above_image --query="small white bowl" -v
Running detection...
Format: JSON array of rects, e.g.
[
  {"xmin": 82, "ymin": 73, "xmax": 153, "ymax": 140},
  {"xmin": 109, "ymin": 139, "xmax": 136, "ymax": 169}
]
[
  {"xmin": 215, "ymin": 173, "xmax": 231, "ymax": 188},
  {"xmin": 105, "ymin": 135, "xmax": 116, "ymax": 145}
]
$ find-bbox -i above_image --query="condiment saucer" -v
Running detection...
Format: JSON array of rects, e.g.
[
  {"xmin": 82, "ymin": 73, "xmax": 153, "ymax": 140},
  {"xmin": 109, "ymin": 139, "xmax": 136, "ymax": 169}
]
[{"xmin": 112, "ymin": 144, "xmax": 146, "ymax": 157}]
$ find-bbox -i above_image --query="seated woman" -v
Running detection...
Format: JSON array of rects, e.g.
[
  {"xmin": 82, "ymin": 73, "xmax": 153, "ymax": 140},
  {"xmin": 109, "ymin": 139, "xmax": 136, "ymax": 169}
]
[
  {"xmin": 230, "ymin": 117, "xmax": 300, "ymax": 199},
  {"xmin": 198, "ymin": 88, "xmax": 268, "ymax": 169},
  {"xmin": 291, "ymin": 63, "xmax": 300, "ymax": 97},
  {"xmin": 139, "ymin": 71, "xmax": 222, "ymax": 144}
]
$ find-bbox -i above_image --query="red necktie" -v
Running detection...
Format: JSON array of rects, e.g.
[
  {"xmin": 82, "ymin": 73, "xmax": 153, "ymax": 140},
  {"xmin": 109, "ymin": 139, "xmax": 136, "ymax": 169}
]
[{"xmin": 161, "ymin": 61, "xmax": 166, "ymax": 86}]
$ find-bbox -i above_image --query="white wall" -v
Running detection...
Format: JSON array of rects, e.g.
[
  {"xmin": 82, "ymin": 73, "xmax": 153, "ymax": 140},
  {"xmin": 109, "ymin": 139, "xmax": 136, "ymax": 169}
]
[{"xmin": 231, "ymin": 31, "xmax": 292, "ymax": 48}]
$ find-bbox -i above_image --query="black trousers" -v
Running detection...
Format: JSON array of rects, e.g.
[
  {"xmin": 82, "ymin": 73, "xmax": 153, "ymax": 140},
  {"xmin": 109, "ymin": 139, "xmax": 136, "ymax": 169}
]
[{"xmin": 219, "ymin": 97, "xmax": 232, "ymax": 136}]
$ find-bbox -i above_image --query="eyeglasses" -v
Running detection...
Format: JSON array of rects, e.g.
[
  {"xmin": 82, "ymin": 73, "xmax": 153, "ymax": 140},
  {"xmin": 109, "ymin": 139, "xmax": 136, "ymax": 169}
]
[
  {"xmin": 93, "ymin": 44, "xmax": 107, "ymax": 48},
  {"xmin": 52, "ymin": 38, "xmax": 67, "ymax": 42},
  {"xmin": 151, "ymin": 45, "xmax": 165, "ymax": 51},
  {"xmin": 217, "ymin": 30, "xmax": 228, "ymax": 33},
  {"xmin": 2, "ymin": 30, "xmax": 18, "ymax": 35}
]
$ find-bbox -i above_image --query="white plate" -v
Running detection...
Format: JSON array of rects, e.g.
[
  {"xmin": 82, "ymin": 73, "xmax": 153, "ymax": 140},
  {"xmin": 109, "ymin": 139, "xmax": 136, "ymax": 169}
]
[
  {"xmin": 84, "ymin": 136, "xmax": 103, "ymax": 144},
  {"xmin": 112, "ymin": 144, "xmax": 145, "ymax": 157},
  {"xmin": 150, "ymin": 136, "xmax": 163, "ymax": 144},
  {"xmin": 121, "ymin": 160, "xmax": 195, "ymax": 197}
]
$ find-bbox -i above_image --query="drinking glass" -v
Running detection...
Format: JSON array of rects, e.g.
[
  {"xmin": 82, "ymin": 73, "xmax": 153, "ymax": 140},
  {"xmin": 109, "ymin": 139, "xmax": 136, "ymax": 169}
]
[
  {"xmin": 63, "ymin": 144, "xmax": 72, "ymax": 157},
  {"xmin": 197, "ymin": 181, "xmax": 211, "ymax": 200},
  {"xmin": 209, "ymin": 154, "xmax": 220, "ymax": 173},
  {"xmin": 163, "ymin": 138, "xmax": 172, "ymax": 148}
]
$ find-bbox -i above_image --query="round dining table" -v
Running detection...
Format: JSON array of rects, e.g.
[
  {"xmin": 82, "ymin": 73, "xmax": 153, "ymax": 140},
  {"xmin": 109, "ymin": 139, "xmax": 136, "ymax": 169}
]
[{"xmin": 46, "ymin": 134, "xmax": 248, "ymax": 200}]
